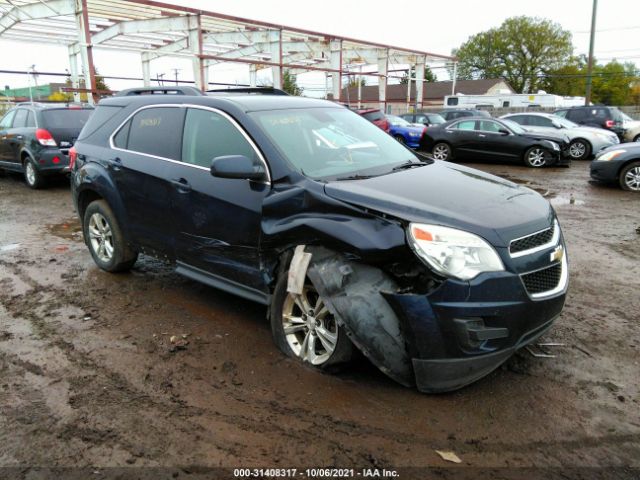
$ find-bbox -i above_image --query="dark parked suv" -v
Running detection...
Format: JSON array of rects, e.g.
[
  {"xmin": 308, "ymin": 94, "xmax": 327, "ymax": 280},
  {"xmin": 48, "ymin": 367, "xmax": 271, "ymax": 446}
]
[
  {"xmin": 70, "ymin": 87, "xmax": 568, "ymax": 393},
  {"xmin": 0, "ymin": 103, "xmax": 93, "ymax": 188},
  {"xmin": 554, "ymin": 106, "xmax": 626, "ymax": 140},
  {"xmin": 438, "ymin": 108, "xmax": 492, "ymax": 122}
]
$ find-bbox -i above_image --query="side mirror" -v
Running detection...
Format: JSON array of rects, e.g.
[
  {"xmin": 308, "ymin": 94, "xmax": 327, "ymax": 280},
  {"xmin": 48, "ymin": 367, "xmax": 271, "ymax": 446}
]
[
  {"xmin": 498, "ymin": 128, "xmax": 510, "ymax": 135},
  {"xmin": 552, "ymin": 121, "xmax": 562, "ymax": 129},
  {"xmin": 210, "ymin": 155, "xmax": 266, "ymax": 181}
]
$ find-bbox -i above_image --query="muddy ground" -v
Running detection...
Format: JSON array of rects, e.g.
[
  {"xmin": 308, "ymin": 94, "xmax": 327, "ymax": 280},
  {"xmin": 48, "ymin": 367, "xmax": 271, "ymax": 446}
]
[{"xmin": 0, "ymin": 161, "xmax": 638, "ymax": 479}]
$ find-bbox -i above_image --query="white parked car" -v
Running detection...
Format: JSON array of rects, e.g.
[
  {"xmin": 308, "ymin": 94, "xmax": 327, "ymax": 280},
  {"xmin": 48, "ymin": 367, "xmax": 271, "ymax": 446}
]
[{"xmin": 500, "ymin": 112, "xmax": 619, "ymax": 160}]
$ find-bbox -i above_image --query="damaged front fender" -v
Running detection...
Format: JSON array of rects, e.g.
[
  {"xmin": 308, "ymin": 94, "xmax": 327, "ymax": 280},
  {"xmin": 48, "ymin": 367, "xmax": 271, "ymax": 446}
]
[{"xmin": 303, "ymin": 246, "xmax": 415, "ymax": 387}]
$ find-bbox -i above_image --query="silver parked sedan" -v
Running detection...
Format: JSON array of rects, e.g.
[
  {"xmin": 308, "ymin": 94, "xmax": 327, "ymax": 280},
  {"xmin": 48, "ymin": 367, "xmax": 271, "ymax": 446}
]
[{"xmin": 501, "ymin": 112, "xmax": 619, "ymax": 160}]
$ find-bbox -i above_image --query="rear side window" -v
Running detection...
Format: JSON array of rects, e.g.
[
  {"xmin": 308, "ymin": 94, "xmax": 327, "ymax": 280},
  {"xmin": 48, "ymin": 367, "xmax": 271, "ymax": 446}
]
[
  {"xmin": 507, "ymin": 115, "xmax": 527, "ymax": 125},
  {"xmin": 527, "ymin": 116, "xmax": 553, "ymax": 127},
  {"xmin": 78, "ymin": 105, "xmax": 122, "ymax": 140},
  {"xmin": 42, "ymin": 109, "xmax": 92, "ymax": 130},
  {"xmin": 12, "ymin": 109, "xmax": 28, "ymax": 128},
  {"xmin": 126, "ymin": 107, "xmax": 185, "ymax": 160},
  {"xmin": 182, "ymin": 108, "xmax": 256, "ymax": 168},
  {"xmin": 26, "ymin": 111, "xmax": 35, "ymax": 127},
  {"xmin": 566, "ymin": 109, "xmax": 586, "ymax": 121}
]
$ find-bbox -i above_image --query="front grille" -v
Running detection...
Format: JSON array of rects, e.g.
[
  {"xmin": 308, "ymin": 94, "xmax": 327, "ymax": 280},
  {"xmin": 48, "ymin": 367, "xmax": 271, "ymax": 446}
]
[
  {"xmin": 522, "ymin": 263, "xmax": 562, "ymax": 295},
  {"xmin": 510, "ymin": 223, "xmax": 555, "ymax": 255}
]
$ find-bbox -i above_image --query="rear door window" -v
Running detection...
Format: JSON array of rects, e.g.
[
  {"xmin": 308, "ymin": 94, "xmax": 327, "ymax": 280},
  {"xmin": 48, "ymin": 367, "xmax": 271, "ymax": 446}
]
[
  {"xmin": 566, "ymin": 109, "xmax": 585, "ymax": 121},
  {"xmin": 79, "ymin": 105, "xmax": 122, "ymax": 140},
  {"xmin": 0, "ymin": 110, "xmax": 16, "ymax": 129},
  {"xmin": 181, "ymin": 107, "xmax": 257, "ymax": 169},
  {"xmin": 527, "ymin": 116, "xmax": 553, "ymax": 127},
  {"xmin": 25, "ymin": 111, "xmax": 35, "ymax": 128},
  {"xmin": 451, "ymin": 120, "xmax": 476, "ymax": 131},
  {"xmin": 126, "ymin": 107, "xmax": 185, "ymax": 160},
  {"xmin": 507, "ymin": 115, "xmax": 528, "ymax": 125}
]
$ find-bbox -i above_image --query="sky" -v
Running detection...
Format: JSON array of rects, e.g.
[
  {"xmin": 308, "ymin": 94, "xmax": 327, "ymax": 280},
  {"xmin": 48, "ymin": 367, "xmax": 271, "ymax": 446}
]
[{"xmin": 1, "ymin": 0, "xmax": 639, "ymax": 97}]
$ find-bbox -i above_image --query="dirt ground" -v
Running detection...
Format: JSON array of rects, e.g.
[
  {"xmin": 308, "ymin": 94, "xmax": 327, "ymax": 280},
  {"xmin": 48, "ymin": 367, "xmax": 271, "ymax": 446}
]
[{"xmin": 0, "ymin": 161, "xmax": 638, "ymax": 479}]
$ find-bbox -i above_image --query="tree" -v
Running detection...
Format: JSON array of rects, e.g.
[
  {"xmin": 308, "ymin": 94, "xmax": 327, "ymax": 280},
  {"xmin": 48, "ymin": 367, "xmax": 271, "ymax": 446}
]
[
  {"xmin": 400, "ymin": 65, "xmax": 436, "ymax": 85},
  {"xmin": 453, "ymin": 16, "xmax": 573, "ymax": 93},
  {"xmin": 348, "ymin": 76, "xmax": 366, "ymax": 87},
  {"xmin": 282, "ymin": 70, "xmax": 303, "ymax": 96},
  {"xmin": 543, "ymin": 58, "xmax": 639, "ymax": 105}
]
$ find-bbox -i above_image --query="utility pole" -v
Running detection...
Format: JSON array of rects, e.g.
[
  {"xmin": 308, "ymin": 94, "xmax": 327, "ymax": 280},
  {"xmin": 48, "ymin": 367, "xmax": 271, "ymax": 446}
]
[
  {"xmin": 157, "ymin": 73, "xmax": 165, "ymax": 86},
  {"xmin": 585, "ymin": 0, "xmax": 598, "ymax": 106},
  {"xmin": 171, "ymin": 68, "xmax": 181, "ymax": 85}
]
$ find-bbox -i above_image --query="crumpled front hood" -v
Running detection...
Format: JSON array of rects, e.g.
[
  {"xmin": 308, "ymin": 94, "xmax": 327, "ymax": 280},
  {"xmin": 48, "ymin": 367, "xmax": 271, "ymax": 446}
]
[
  {"xmin": 521, "ymin": 129, "xmax": 568, "ymax": 143},
  {"xmin": 324, "ymin": 161, "xmax": 554, "ymax": 247}
]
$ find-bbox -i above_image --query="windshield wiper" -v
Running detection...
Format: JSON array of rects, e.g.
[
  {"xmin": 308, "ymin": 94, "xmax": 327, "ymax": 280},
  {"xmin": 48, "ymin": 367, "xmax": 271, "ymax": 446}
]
[
  {"xmin": 334, "ymin": 173, "xmax": 379, "ymax": 181},
  {"xmin": 391, "ymin": 160, "xmax": 428, "ymax": 171}
]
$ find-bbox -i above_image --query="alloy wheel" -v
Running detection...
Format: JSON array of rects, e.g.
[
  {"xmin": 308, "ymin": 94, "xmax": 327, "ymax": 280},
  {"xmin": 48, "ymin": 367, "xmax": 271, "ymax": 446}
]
[
  {"xmin": 624, "ymin": 166, "xmax": 640, "ymax": 191},
  {"xmin": 25, "ymin": 162, "xmax": 36, "ymax": 186},
  {"xmin": 432, "ymin": 144, "xmax": 450, "ymax": 160},
  {"xmin": 88, "ymin": 213, "xmax": 115, "ymax": 262},
  {"xmin": 281, "ymin": 284, "xmax": 338, "ymax": 365},
  {"xmin": 527, "ymin": 148, "xmax": 546, "ymax": 167},
  {"xmin": 569, "ymin": 141, "xmax": 587, "ymax": 159}
]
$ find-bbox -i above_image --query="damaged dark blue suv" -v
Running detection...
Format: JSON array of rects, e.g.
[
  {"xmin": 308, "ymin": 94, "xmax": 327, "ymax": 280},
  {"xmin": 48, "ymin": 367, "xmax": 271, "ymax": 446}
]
[{"xmin": 70, "ymin": 87, "xmax": 568, "ymax": 393}]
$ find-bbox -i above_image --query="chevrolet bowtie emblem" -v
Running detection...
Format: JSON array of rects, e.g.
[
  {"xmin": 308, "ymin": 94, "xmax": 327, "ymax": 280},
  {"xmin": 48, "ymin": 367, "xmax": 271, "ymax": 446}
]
[{"xmin": 550, "ymin": 245, "xmax": 564, "ymax": 263}]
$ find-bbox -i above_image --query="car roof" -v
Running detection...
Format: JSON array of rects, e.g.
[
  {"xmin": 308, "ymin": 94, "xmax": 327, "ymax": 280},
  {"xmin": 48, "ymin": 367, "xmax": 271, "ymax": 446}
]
[
  {"xmin": 504, "ymin": 112, "xmax": 553, "ymax": 118},
  {"xmin": 13, "ymin": 102, "xmax": 94, "ymax": 110},
  {"xmin": 99, "ymin": 93, "xmax": 339, "ymax": 113}
]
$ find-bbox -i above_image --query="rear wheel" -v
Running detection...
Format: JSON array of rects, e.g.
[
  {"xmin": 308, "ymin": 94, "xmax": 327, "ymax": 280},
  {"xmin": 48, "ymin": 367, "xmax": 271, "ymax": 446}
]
[
  {"xmin": 83, "ymin": 200, "xmax": 138, "ymax": 272},
  {"xmin": 23, "ymin": 158, "xmax": 45, "ymax": 189},
  {"xmin": 271, "ymin": 271, "xmax": 353, "ymax": 369},
  {"xmin": 523, "ymin": 146, "xmax": 547, "ymax": 168},
  {"xmin": 619, "ymin": 161, "xmax": 640, "ymax": 192},
  {"xmin": 432, "ymin": 142, "xmax": 451, "ymax": 161},
  {"xmin": 568, "ymin": 139, "xmax": 591, "ymax": 160},
  {"xmin": 633, "ymin": 134, "xmax": 640, "ymax": 142}
]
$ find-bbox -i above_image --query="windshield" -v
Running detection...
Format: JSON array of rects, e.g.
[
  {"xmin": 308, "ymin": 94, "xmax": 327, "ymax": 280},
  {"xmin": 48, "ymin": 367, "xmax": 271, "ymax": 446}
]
[
  {"xmin": 42, "ymin": 109, "xmax": 93, "ymax": 130},
  {"xmin": 251, "ymin": 107, "xmax": 418, "ymax": 180},
  {"xmin": 428, "ymin": 114, "xmax": 445, "ymax": 124},
  {"xmin": 501, "ymin": 119, "xmax": 526, "ymax": 134},
  {"xmin": 386, "ymin": 115, "xmax": 411, "ymax": 126},
  {"xmin": 620, "ymin": 111, "xmax": 634, "ymax": 122}
]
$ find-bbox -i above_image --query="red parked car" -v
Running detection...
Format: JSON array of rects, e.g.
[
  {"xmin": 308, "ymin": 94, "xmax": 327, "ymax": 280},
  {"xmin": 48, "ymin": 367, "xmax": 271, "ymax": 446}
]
[{"xmin": 357, "ymin": 109, "xmax": 390, "ymax": 132}]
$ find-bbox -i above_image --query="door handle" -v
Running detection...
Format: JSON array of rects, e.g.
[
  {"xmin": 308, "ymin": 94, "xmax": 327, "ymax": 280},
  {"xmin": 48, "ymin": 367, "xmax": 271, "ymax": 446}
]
[
  {"xmin": 478, "ymin": 134, "xmax": 486, "ymax": 138},
  {"xmin": 16, "ymin": 135, "xmax": 24, "ymax": 140},
  {"xmin": 171, "ymin": 178, "xmax": 191, "ymax": 193},
  {"xmin": 107, "ymin": 157, "xmax": 122, "ymax": 171}
]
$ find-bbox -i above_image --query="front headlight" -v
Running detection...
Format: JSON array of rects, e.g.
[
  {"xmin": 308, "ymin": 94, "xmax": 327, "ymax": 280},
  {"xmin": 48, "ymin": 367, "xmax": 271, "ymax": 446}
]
[
  {"xmin": 598, "ymin": 149, "xmax": 626, "ymax": 161},
  {"xmin": 408, "ymin": 223, "xmax": 504, "ymax": 281}
]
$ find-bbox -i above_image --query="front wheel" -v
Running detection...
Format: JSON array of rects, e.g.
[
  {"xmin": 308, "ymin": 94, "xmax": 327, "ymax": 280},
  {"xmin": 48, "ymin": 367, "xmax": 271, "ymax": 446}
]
[
  {"xmin": 523, "ymin": 146, "xmax": 547, "ymax": 168},
  {"xmin": 271, "ymin": 271, "xmax": 353, "ymax": 369},
  {"xmin": 568, "ymin": 139, "xmax": 591, "ymax": 160},
  {"xmin": 83, "ymin": 200, "xmax": 138, "ymax": 272},
  {"xmin": 620, "ymin": 161, "xmax": 640, "ymax": 192},
  {"xmin": 394, "ymin": 134, "xmax": 406, "ymax": 145},
  {"xmin": 633, "ymin": 134, "xmax": 640, "ymax": 143},
  {"xmin": 432, "ymin": 142, "xmax": 451, "ymax": 161}
]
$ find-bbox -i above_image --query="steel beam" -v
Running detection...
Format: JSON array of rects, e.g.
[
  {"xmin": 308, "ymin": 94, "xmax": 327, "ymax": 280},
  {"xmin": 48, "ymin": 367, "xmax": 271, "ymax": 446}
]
[
  {"xmin": 330, "ymin": 39, "xmax": 342, "ymax": 101},
  {"xmin": 91, "ymin": 14, "xmax": 191, "ymax": 45},
  {"xmin": 377, "ymin": 49, "xmax": 389, "ymax": 112},
  {"xmin": 68, "ymin": 45, "xmax": 80, "ymax": 102},
  {"xmin": 75, "ymin": 0, "xmax": 97, "ymax": 105},
  {"xmin": 0, "ymin": 0, "xmax": 75, "ymax": 35},
  {"xmin": 415, "ymin": 55, "xmax": 425, "ymax": 110},
  {"xmin": 269, "ymin": 30, "xmax": 282, "ymax": 89},
  {"xmin": 141, "ymin": 52, "xmax": 151, "ymax": 86}
]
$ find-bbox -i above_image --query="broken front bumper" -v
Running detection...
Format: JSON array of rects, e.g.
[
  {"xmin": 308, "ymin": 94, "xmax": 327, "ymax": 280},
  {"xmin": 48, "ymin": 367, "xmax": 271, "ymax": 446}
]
[{"xmin": 385, "ymin": 266, "xmax": 567, "ymax": 393}]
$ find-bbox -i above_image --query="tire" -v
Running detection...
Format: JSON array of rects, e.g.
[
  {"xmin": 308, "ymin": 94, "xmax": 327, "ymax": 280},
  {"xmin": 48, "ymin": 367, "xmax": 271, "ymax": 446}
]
[
  {"xmin": 633, "ymin": 134, "xmax": 640, "ymax": 143},
  {"xmin": 83, "ymin": 200, "xmax": 138, "ymax": 272},
  {"xmin": 270, "ymin": 269, "xmax": 353, "ymax": 370},
  {"xmin": 619, "ymin": 161, "xmax": 640, "ymax": 192},
  {"xmin": 523, "ymin": 146, "xmax": 547, "ymax": 168},
  {"xmin": 23, "ymin": 157, "xmax": 46, "ymax": 189},
  {"xmin": 568, "ymin": 139, "xmax": 591, "ymax": 160},
  {"xmin": 432, "ymin": 142, "xmax": 451, "ymax": 161},
  {"xmin": 394, "ymin": 134, "xmax": 406, "ymax": 145}
]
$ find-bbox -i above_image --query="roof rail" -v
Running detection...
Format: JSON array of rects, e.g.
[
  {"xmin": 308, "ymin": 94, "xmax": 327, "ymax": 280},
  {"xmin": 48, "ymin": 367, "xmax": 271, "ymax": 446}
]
[
  {"xmin": 114, "ymin": 86, "xmax": 204, "ymax": 97},
  {"xmin": 206, "ymin": 87, "xmax": 289, "ymax": 96}
]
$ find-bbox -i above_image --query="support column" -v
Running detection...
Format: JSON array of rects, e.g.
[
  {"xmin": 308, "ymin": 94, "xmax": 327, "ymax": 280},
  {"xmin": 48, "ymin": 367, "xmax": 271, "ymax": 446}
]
[
  {"xmin": 249, "ymin": 64, "xmax": 257, "ymax": 87},
  {"xmin": 330, "ymin": 39, "xmax": 342, "ymax": 101},
  {"xmin": 75, "ymin": 0, "xmax": 97, "ymax": 104},
  {"xmin": 415, "ymin": 56, "xmax": 426, "ymax": 111},
  {"xmin": 68, "ymin": 45, "xmax": 80, "ymax": 102},
  {"xmin": 189, "ymin": 15, "xmax": 206, "ymax": 91},
  {"xmin": 269, "ymin": 30, "xmax": 282, "ymax": 89},
  {"xmin": 141, "ymin": 52, "xmax": 151, "ymax": 87},
  {"xmin": 377, "ymin": 49, "xmax": 389, "ymax": 112},
  {"xmin": 451, "ymin": 62, "xmax": 458, "ymax": 95}
]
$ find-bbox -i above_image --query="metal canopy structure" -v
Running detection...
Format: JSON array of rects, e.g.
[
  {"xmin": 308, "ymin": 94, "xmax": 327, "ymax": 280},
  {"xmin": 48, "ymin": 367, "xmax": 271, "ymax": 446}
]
[{"xmin": 0, "ymin": 0, "xmax": 455, "ymax": 107}]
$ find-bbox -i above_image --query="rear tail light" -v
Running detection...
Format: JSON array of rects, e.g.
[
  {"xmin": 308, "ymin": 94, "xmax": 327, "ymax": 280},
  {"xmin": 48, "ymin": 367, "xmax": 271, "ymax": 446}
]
[
  {"xmin": 36, "ymin": 129, "xmax": 57, "ymax": 147},
  {"xmin": 605, "ymin": 120, "xmax": 615, "ymax": 128},
  {"xmin": 69, "ymin": 146, "xmax": 77, "ymax": 170},
  {"xmin": 52, "ymin": 156, "xmax": 61, "ymax": 164}
]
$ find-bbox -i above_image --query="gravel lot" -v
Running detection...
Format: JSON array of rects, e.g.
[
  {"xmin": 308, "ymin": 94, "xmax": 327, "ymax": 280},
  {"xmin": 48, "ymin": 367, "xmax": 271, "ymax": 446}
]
[{"xmin": 0, "ymin": 161, "xmax": 638, "ymax": 478}]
